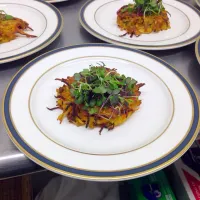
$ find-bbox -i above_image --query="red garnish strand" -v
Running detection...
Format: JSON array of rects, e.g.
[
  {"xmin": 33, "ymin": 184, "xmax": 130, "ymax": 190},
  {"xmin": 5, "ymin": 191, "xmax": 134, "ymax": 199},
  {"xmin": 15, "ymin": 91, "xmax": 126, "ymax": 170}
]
[{"xmin": 46, "ymin": 106, "xmax": 60, "ymax": 111}]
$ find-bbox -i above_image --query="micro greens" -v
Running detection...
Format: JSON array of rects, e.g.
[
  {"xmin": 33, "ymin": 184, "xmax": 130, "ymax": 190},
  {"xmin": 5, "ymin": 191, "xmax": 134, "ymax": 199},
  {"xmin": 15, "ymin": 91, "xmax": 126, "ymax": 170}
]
[
  {"xmin": 0, "ymin": 10, "xmax": 14, "ymax": 20},
  {"xmin": 121, "ymin": 0, "xmax": 165, "ymax": 16},
  {"xmin": 69, "ymin": 62, "xmax": 138, "ymax": 114}
]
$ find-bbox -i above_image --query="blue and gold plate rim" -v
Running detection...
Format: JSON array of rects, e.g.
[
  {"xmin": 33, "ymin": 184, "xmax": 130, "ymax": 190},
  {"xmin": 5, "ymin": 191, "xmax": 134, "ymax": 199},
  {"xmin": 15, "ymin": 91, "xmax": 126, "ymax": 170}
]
[{"xmin": 2, "ymin": 44, "xmax": 200, "ymax": 181}]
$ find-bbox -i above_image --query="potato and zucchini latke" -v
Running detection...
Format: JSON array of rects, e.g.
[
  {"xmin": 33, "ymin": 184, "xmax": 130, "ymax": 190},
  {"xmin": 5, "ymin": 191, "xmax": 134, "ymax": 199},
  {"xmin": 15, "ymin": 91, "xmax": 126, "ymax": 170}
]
[
  {"xmin": 0, "ymin": 10, "xmax": 36, "ymax": 44},
  {"xmin": 48, "ymin": 63, "xmax": 145, "ymax": 134},
  {"xmin": 117, "ymin": 0, "xmax": 170, "ymax": 37}
]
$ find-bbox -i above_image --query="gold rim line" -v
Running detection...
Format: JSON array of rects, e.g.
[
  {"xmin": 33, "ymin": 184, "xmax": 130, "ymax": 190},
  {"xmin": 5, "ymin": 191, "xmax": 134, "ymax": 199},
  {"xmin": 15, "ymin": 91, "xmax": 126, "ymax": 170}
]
[
  {"xmin": 3, "ymin": 109, "xmax": 200, "ymax": 181},
  {"xmin": 195, "ymin": 36, "xmax": 200, "ymax": 65},
  {"xmin": 9, "ymin": 53, "xmax": 194, "ymax": 172},
  {"xmin": 28, "ymin": 55, "xmax": 175, "ymax": 156},
  {"xmin": 8, "ymin": 87, "xmax": 191, "ymax": 173},
  {"xmin": 2, "ymin": 44, "xmax": 200, "ymax": 180},
  {"xmin": 0, "ymin": 2, "xmax": 64, "ymax": 64},
  {"xmin": 2, "ymin": 44, "xmax": 199, "ymax": 180},
  {"xmin": 79, "ymin": 0, "xmax": 200, "ymax": 50}
]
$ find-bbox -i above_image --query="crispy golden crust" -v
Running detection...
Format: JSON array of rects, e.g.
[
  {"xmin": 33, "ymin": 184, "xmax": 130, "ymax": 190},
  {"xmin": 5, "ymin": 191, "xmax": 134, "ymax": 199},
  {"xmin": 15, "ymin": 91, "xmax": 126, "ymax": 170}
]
[
  {"xmin": 52, "ymin": 76, "xmax": 144, "ymax": 134},
  {"xmin": 117, "ymin": 5, "xmax": 170, "ymax": 37},
  {"xmin": 0, "ymin": 15, "xmax": 36, "ymax": 44}
]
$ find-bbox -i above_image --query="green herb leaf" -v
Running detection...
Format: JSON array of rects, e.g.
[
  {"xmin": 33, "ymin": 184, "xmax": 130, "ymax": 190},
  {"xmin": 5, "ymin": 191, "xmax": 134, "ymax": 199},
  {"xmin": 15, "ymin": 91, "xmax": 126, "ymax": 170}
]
[
  {"xmin": 83, "ymin": 90, "xmax": 89, "ymax": 97},
  {"xmin": 110, "ymin": 95, "xmax": 119, "ymax": 106},
  {"xmin": 96, "ymin": 99, "xmax": 103, "ymax": 106},
  {"xmin": 135, "ymin": 0, "xmax": 144, "ymax": 5},
  {"xmin": 126, "ymin": 99, "xmax": 133, "ymax": 104},
  {"xmin": 96, "ymin": 95, "xmax": 106, "ymax": 106},
  {"xmin": 98, "ymin": 68, "xmax": 106, "ymax": 77},
  {"xmin": 85, "ymin": 102, "xmax": 89, "ymax": 107},
  {"xmin": 127, "ymin": 91, "xmax": 134, "ymax": 96},
  {"xmin": 89, "ymin": 108, "xmax": 98, "ymax": 115},
  {"xmin": 155, "ymin": 7, "xmax": 159, "ymax": 12},
  {"xmin": 134, "ymin": 0, "xmax": 165, "ymax": 15},
  {"xmin": 104, "ymin": 76, "xmax": 111, "ymax": 81},
  {"xmin": 128, "ymin": 79, "xmax": 137, "ymax": 90},
  {"xmin": 81, "ymin": 69, "xmax": 89, "ymax": 76},
  {"xmin": 107, "ymin": 88, "xmax": 113, "ymax": 94},
  {"xmin": 119, "ymin": 96, "xmax": 125, "ymax": 103},
  {"xmin": 121, "ymin": 7, "xmax": 128, "ymax": 12},
  {"xmin": 92, "ymin": 87, "xmax": 101, "ymax": 94},
  {"xmin": 70, "ymin": 89, "xmax": 80, "ymax": 97},
  {"xmin": 5, "ymin": 14, "xmax": 14, "ymax": 20},
  {"xmin": 70, "ymin": 88, "xmax": 75, "ymax": 95},
  {"xmin": 93, "ymin": 86, "xmax": 107, "ymax": 94},
  {"xmin": 74, "ymin": 73, "xmax": 81, "ymax": 81},
  {"xmin": 109, "ymin": 81, "xmax": 118, "ymax": 90},
  {"xmin": 86, "ymin": 75, "xmax": 98, "ymax": 83},
  {"xmin": 150, "ymin": 0, "xmax": 157, "ymax": 7},
  {"xmin": 89, "ymin": 99, "xmax": 96, "ymax": 107},
  {"xmin": 112, "ymin": 88, "xmax": 121, "ymax": 94},
  {"xmin": 75, "ymin": 95, "xmax": 83, "ymax": 104},
  {"xmin": 128, "ymin": 7, "xmax": 134, "ymax": 12},
  {"xmin": 83, "ymin": 105, "xmax": 89, "ymax": 110},
  {"xmin": 130, "ymin": 79, "xmax": 137, "ymax": 85},
  {"xmin": 69, "ymin": 62, "xmax": 141, "ymax": 109},
  {"xmin": 125, "ymin": 77, "xmax": 132, "ymax": 84}
]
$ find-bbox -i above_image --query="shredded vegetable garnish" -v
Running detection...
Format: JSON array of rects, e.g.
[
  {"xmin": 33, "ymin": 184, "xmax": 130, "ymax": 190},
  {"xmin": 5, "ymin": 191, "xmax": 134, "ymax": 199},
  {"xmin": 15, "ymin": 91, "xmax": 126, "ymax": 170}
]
[
  {"xmin": 0, "ymin": 10, "xmax": 36, "ymax": 44},
  {"xmin": 47, "ymin": 63, "xmax": 145, "ymax": 134},
  {"xmin": 117, "ymin": 0, "xmax": 170, "ymax": 37}
]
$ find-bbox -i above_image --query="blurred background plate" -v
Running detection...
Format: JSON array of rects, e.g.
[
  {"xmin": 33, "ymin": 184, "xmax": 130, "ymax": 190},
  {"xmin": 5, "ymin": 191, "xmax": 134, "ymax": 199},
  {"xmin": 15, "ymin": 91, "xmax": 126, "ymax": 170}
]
[
  {"xmin": 196, "ymin": 0, "xmax": 200, "ymax": 7},
  {"xmin": 45, "ymin": 0, "xmax": 70, "ymax": 3},
  {"xmin": 195, "ymin": 37, "xmax": 200, "ymax": 64},
  {"xmin": 0, "ymin": 0, "xmax": 63, "ymax": 64},
  {"xmin": 80, "ymin": 0, "xmax": 200, "ymax": 50}
]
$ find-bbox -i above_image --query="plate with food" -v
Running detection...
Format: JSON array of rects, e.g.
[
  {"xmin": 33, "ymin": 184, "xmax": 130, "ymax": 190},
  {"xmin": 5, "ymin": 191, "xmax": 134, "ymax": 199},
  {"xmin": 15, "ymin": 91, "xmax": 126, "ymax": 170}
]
[
  {"xmin": 0, "ymin": 0, "xmax": 63, "ymax": 64},
  {"xmin": 80, "ymin": 0, "xmax": 200, "ymax": 50},
  {"xmin": 3, "ymin": 44, "xmax": 200, "ymax": 181},
  {"xmin": 195, "ymin": 36, "xmax": 200, "ymax": 64}
]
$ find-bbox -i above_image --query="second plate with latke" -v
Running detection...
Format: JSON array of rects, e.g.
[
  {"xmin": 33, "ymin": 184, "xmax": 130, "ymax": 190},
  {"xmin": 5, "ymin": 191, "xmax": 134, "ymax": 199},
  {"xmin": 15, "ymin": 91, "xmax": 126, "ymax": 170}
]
[{"xmin": 80, "ymin": 0, "xmax": 200, "ymax": 50}]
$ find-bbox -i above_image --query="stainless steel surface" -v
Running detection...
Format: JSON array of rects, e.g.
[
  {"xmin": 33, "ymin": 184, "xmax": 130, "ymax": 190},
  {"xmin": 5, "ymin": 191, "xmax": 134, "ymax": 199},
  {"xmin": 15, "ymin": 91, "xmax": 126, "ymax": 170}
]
[{"xmin": 0, "ymin": 0, "xmax": 199, "ymax": 179}]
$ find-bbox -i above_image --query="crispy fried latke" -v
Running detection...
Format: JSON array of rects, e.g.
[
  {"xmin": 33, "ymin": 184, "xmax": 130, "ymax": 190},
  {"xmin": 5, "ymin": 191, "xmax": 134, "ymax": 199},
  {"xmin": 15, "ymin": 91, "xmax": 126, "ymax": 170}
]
[
  {"xmin": 48, "ymin": 64, "xmax": 145, "ymax": 134},
  {"xmin": 0, "ymin": 11, "xmax": 36, "ymax": 44},
  {"xmin": 117, "ymin": 4, "xmax": 170, "ymax": 37}
]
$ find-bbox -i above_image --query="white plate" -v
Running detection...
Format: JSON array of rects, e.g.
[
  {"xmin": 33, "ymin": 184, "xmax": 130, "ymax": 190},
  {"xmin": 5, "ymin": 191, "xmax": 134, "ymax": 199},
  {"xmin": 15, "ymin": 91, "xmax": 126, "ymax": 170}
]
[
  {"xmin": 80, "ymin": 0, "xmax": 200, "ymax": 50},
  {"xmin": 195, "ymin": 36, "xmax": 200, "ymax": 64},
  {"xmin": 3, "ymin": 44, "xmax": 200, "ymax": 181},
  {"xmin": 0, "ymin": 0, "xmax": 63, "ymax": 64}
]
